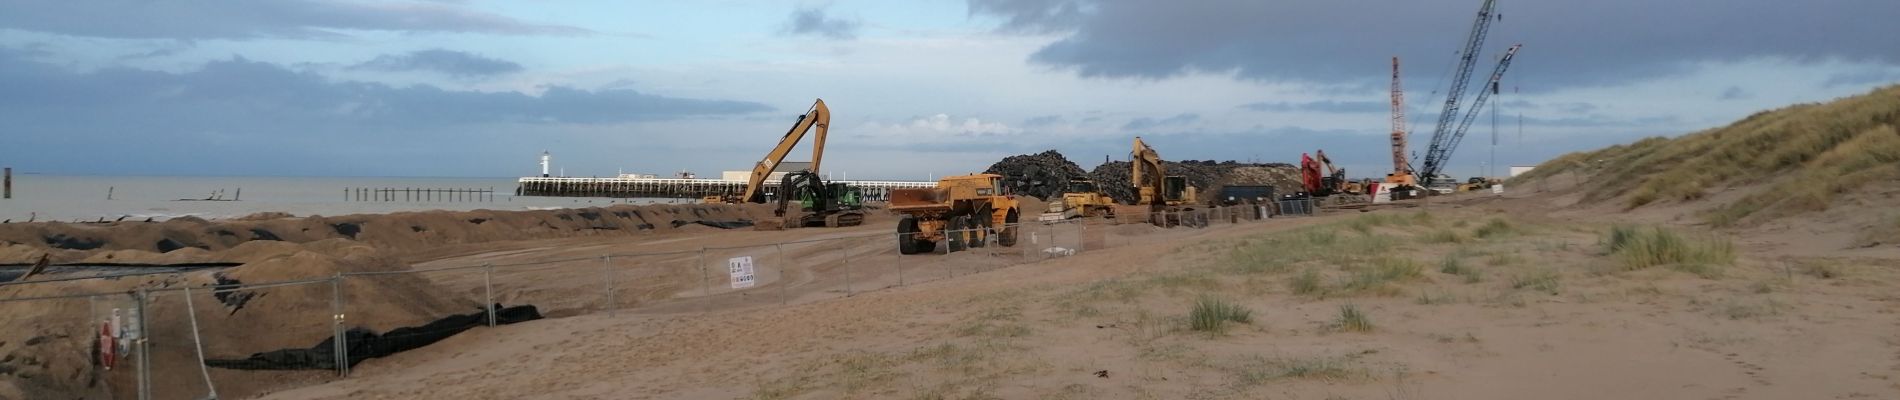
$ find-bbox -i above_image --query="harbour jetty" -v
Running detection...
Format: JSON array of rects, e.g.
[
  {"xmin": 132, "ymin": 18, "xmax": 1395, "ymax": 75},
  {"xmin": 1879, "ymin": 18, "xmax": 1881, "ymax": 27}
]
[{"xmin": 515, "ymin": 176, "xmax": 934, "ymax": 200}]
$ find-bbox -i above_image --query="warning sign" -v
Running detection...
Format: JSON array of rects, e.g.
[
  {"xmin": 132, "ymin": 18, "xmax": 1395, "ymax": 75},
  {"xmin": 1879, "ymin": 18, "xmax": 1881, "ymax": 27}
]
[{"xmin": 728, "ymin": 256, "xmax": 756, "ymax": 289}]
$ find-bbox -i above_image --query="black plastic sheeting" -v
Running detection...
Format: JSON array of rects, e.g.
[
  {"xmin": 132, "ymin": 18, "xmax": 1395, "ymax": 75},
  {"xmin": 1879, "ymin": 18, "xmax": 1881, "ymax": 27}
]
[
  {"xmin": 204, "ymin": 304, "xmax": 543, "ymax": 370},
  {"xmin": 673, "ymin": 220, "xmax": 754, "ymax": 229}
]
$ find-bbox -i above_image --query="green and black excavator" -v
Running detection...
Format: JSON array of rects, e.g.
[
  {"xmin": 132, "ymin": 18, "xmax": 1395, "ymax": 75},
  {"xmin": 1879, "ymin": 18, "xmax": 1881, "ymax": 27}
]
[{"xmin": 771, "ymin": 171, "xmax": 865, "ymax": 229}]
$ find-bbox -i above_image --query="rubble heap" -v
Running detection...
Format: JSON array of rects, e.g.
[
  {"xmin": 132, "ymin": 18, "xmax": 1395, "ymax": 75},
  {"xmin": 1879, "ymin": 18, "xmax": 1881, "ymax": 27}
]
[{"xmin": 984, "ymin": 150, "xmax": 1090, "ymax": 200}]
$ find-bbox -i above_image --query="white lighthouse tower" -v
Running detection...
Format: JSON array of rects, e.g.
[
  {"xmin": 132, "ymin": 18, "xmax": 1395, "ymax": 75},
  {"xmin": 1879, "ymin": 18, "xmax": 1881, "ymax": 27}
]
[{"xmin": 539, "ymin": 151, "xmax": 551, "ymax": 177}]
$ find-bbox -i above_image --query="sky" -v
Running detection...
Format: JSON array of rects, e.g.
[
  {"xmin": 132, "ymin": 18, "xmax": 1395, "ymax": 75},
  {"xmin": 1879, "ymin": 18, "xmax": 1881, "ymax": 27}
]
[{"xmin": 1, "ymin": 0, "xmax": 1897, "ymax": 180}]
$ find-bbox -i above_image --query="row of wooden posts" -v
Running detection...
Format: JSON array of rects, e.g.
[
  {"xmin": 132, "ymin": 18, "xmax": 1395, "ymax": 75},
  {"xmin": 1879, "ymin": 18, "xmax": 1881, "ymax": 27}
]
[{"xmin": 346, "ymin": 187, "xmax": 496, "ymax": 202}]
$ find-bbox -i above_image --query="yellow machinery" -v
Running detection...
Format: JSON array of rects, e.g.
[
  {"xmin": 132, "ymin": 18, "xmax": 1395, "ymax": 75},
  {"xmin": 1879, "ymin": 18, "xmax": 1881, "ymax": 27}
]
[
  {"xmin": 1043, "ymin": 178, "xmax": 1116, "ymax": 221},
  {"xmin": 705, "ymin": 98, "xmax": 831, "ymax": 204},
  {"xmin": 889, "ymin": 174, "xmax": 1021, "ymax": 255},
  {"xmin": 1314, "ymin": 150, "xmax": 1363, "ymax": 195},
  {"xmin": 1129, "ymin": 137, "xmax": 1201, "ymax": 226}
]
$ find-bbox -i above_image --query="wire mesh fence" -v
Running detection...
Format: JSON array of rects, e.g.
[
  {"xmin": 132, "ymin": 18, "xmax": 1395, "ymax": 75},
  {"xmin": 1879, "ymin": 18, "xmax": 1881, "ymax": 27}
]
[{"xmin": 3, "ymin": 206, "xmax": 1286, "ymax": 399}]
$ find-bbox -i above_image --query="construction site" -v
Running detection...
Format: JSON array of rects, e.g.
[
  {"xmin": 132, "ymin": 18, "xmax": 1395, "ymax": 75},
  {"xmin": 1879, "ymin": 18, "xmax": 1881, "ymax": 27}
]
[{"xmin": 4, "ymin": 1, "xmax": 1899, "ymax": 400}]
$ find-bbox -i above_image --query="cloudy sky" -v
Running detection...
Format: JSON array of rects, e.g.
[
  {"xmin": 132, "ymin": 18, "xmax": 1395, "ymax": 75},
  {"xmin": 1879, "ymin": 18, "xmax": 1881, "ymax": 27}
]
[{"xmin": 2, "ymin": 0, "xmax": 1896, "ymax": 180}]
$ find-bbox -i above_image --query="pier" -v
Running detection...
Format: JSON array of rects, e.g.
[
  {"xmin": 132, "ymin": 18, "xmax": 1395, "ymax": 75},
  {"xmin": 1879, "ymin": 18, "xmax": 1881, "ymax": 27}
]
[{"xmin": 515, "ymin": 177, "xmax": 935, "ymax": 200}]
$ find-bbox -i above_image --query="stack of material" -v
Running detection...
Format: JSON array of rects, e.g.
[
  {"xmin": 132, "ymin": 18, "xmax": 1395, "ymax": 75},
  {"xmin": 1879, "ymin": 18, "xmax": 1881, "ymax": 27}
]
[
  {"xmin": 984, "ymin": 150, "xmax": 1090, "ymax": 200},
  {"xmin": 1088, "ymin": 160, "xmax": 1303, "ymax": 204}
]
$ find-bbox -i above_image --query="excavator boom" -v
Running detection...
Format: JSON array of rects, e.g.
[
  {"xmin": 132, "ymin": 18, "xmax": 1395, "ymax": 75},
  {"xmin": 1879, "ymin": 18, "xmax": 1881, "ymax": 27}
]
[
  {"xmin": 742, "ymin": 99, "xmax": 829, "ymax": 203},
  {"xmin": 1130, "ymin": 137, "xmax": 1167, "ymax": 207}
]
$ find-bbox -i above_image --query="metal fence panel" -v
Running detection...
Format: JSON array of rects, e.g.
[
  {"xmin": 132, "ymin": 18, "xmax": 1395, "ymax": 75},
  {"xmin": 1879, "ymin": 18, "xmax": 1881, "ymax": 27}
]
[
  {"xmin": 700, "ymin": 243, "xmax": 786, "ymax": 308},
  {"xmin": 188, "ymin": 279, "xmax": 345, "ymax": 399}
]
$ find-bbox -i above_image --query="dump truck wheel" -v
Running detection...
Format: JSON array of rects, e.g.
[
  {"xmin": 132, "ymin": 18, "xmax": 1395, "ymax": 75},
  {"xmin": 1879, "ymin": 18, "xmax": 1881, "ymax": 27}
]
[
  {"xmin": 998, "ymin": 209, "xmax": 1020, "ymax": 247},
  {"xmin": 970, "ymin": 205, "xmax": 992, "ymax": 248},
  {"xmin": 946, "ymin": 216, "xmax": 968, "ymax": 252},
  {"xmin": 898, "ymin": 217, "xmax": 924, "ymax": 255}
]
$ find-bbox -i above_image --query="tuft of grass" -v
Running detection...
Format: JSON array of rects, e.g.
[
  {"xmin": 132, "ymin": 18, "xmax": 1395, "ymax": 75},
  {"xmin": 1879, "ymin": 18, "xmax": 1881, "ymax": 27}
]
[
  {"xmin": 1290, "ymin": 269, "xmax": 1324, "ymax": 296},
  {"xmin": 1797, "ymin": 260, "xmax": 1847, "ymax": 279},
  {"xmin": 1233, "ymin": 355, "xmax": 1360, "ymax": 385},
  {"xmin": 1486, "ymin": 252, "xmax": 1522, "ymax": 267},
  {"xmin": 1189, "ymin": 295, "xmax": 1254, "ymax": 334},
  {"xmin": 1346, "ymin": 213, "xmax": 1402, "ymax": 234},
  {"xmin": 1335, "ymin": 304, "xmax": 1374, "ymax": 333},
  {"xmin": 1440, "ymin": 255, "xmax": 1483, "ymax": 283},
  {"xmin": 1342, "ymin": 257, "xmax": 1423, "ymax": 294},
  {"xmin": 1474, "ymin": 218, "xmax": 1516, "ymax": 238},
  {"xmin": 1603, "ymin": 225, "xmax": 1737, "ymax": 276},
  {"xmin": 1421, "ymin": 229, "xmax": 1469, "ymax": 244},
  {"xmin": 1415, "ymin": 290, "xmax": 1455, "ymax": 305},
  {"xmin": 1510, "ymin": 269, "xmax": 1562, "ymax": 294}
]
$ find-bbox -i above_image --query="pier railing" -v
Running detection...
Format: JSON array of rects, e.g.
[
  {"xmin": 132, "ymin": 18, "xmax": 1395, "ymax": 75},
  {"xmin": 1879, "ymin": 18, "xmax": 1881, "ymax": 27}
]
[{"xmin": 515, "ymin": 176, "xmax": 935, "ymax": 199}]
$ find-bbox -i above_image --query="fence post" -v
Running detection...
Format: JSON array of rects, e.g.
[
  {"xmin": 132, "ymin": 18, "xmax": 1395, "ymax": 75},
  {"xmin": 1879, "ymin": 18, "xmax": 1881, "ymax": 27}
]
[
  {"xmin": 603, "ymin": 254, "xmax": 615, "ymax": 316},
  {"xmin": 840, "ymin": 239, "xmax": 852, "ymax": 296},
  {"xmin": 330, "ymin": 274, "xmax": 350, "ymax": 377},
  {"xmin": 483, "ymin": 263, "xmax": 496, "ymax": 327},
  {"xmin": 777, "ymin": 244, "xmax": 789, "ymax": 305},
  {"xmin": 135, "ymin": 288, "xmax": 151, "ymax": 400}
]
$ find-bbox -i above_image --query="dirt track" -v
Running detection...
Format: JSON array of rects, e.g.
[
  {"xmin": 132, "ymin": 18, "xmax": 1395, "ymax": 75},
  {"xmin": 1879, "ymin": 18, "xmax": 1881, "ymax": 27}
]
[{"xmin": 251, "ymin": 195, "xmax": 1900, "ymax": 400}]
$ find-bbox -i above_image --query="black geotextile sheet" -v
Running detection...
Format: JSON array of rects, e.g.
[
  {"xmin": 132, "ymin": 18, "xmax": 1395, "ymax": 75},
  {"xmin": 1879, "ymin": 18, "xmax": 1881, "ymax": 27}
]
[{"xmin": 204, "ymin": 304, "xmax": 542, "ymax": 370}]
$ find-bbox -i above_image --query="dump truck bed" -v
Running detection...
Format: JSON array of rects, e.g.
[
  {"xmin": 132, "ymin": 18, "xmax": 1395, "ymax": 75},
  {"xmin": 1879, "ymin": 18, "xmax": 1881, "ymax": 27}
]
[{"xmin": 889, "ymin": 187, "xmax": 952, "ymax": 213}]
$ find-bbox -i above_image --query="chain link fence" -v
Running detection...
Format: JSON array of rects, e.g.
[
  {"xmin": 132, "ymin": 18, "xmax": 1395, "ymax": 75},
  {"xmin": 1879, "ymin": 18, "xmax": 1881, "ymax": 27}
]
[{"xmin": 1, "ymin": 205, "xmax": 1294, "ymax": 399}]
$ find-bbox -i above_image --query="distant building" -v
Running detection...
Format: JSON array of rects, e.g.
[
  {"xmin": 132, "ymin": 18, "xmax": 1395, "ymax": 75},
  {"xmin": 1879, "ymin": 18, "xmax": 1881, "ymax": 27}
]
[
  {"xmin": 722, "ymin": 161, "xmax": 814, "ymax": 182},
  {"xmin": 1508, "ymin": 165, "xmax": 1536, "ymax": 177}
]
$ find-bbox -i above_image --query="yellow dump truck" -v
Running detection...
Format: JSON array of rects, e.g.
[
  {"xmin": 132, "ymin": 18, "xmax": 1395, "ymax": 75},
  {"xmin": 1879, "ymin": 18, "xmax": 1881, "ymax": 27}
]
[{"xmin": 890, "ymin": 174, "xmax": 1021, "ymax": 255}]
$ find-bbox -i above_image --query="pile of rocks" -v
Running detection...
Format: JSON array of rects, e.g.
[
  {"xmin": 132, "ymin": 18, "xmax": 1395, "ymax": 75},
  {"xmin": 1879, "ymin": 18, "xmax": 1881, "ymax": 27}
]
[
  {"xmin": 1088, "ymin": 160, "xmax": 1302, "ymax": 204},
  {"xmin": 984, "ymin": 150, "xmax": 1090, "ymax": 200}
]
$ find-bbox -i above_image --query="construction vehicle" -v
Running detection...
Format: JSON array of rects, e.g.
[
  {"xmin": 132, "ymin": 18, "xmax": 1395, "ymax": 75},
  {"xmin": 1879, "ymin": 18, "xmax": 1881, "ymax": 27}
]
[
  {"xmin": 1417, "ymin": 0, "xmax": 1523, "ymax": 188},
  {"xmin": 705, "ymin": 98, "xmax": 831, "ymax": 205},
  {"xmin": 1385, "ymin": 57, "xmax": 1422, "ymax": 200},
  {"xmin": 1303, "ymin": 150, "xmax": 1362, "ymax": 197},
  {"xmin": 770, "ymin": 171, "xmax": 865, "ymax": 228},
  {"xmin": 1457, "ymin": 176, "xmax": 1501, "ymax": 192},
  {"xmin": 1129, "ymin": 137, "xmax": 1203, "ymax": 227},
  {"xmin": 890, "ymin": 174, "xmax": 1021, "ymax": 255},
  {"xmin": 1042, "ymin": 179, "xmax": 1116, "ymax": 221}
]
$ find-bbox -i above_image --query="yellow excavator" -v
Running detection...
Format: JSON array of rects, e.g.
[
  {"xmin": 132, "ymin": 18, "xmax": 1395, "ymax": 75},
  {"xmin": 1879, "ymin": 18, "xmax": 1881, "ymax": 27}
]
[
  {"xmin": 1128, "ymin": 137, "xmax": 1201, "ymax": 227},
  {"xmin": 704, "ymin": 98, "xmax": 832, "ymax": 205}
]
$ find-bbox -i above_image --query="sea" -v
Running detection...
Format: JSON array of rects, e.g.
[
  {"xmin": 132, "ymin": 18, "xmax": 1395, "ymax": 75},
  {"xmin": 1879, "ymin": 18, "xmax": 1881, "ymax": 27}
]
[{"xmin": 0, "ymin": 175, "xmax": 682, "ymax": 222}]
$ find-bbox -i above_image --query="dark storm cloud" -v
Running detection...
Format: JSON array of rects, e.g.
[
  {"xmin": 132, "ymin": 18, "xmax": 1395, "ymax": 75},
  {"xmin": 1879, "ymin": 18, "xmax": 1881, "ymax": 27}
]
[
  {"xmin": 784, "ymin": 6, "xmax": 860, "ymax": 39},
  {"xmin": 0, "ymin": 1, "xmax": 588, "ymax": 39},
  {"xmin": 352, "ymin": 49, "xmax": 524, "ymax": 77},
  {"xmin": 1122, "ymin": 113, "xmax": 1199, "ymax": 131},
  {"xmin": 968, "ymin": 0, "xmax": 1900, "ymax": 89},
  {"xmin": 1240, "ymin": 100, "xmax": 1386, "ymax": 113},
  {"xmin": 0, "ymin": 51, "xmax": 770, "ymax": 175}
]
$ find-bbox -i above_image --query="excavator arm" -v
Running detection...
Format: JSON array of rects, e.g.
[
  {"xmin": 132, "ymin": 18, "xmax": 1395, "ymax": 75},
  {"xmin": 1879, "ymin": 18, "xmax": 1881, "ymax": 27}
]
[
  {"xmin": 742, "ymin": 99, "xmax": 830, "ymax": 203},
  {"xmin": 1130, "ymin": 137, "xmax": 1167, "ymax": 207}
]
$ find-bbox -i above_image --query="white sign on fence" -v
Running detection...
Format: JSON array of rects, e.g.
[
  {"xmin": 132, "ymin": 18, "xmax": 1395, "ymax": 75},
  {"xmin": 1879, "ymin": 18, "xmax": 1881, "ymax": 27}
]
[{"xmin": 728, "ymin": 256, "xmax": 756, "ymax": 289}]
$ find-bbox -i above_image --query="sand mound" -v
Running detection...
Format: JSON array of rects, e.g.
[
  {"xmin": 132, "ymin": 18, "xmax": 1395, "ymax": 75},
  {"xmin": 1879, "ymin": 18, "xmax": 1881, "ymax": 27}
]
[
  {"xmin": 1514, "ymin": 84, "xmax": 1900, "ymax": 228},
  {"xmin": 0, "ymin": 203, "xmax": 764, "ymax": 264}
]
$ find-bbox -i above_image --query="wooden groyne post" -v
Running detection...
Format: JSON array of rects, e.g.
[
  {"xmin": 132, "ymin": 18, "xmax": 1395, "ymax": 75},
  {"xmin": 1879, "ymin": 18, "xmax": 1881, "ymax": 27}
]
[{"xmin": 3, "ymin": 167, "xmax": 10, "ymax": 199}]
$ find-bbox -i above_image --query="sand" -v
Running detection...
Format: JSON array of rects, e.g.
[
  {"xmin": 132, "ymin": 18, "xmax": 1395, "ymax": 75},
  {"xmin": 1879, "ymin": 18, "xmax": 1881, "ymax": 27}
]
[
  {"xmin": 7, "ymin": 187, "xmax": 1899, "ymax": 399},
  {"xmin": 239, "ymin": 191, "xmax": 1897, "ymax": 400}
]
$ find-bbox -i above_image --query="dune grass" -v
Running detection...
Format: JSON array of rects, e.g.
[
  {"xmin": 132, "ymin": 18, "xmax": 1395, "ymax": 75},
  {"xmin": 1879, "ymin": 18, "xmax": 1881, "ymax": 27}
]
[
  {"xmin": 1511, "ymin": 85, "xmax": 1900, "ymax": 226},
  {"xmin": 1189, "ymin": 295, "xmax": 1253, "ymax": 334},
  {"xmin": 1334, "ymin": 304, "xmax": 1374, "ymax": 333},
  {"xmin": 1603, "ymin": 225, "xmax": 1736, "ymax": 276}
]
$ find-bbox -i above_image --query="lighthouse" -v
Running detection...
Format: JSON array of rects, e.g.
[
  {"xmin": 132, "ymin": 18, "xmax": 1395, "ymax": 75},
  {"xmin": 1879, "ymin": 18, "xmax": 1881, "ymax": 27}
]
[{"xmin": 540, "ymin": 151, "xmax": 551, "ymax": 177}]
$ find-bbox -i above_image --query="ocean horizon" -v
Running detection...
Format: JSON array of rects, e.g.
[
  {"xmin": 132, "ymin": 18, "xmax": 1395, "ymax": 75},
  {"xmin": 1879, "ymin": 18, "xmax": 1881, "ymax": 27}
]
[{"xmin": 0, "ymin": 174, "xmax": 686, "ymax": 222}]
